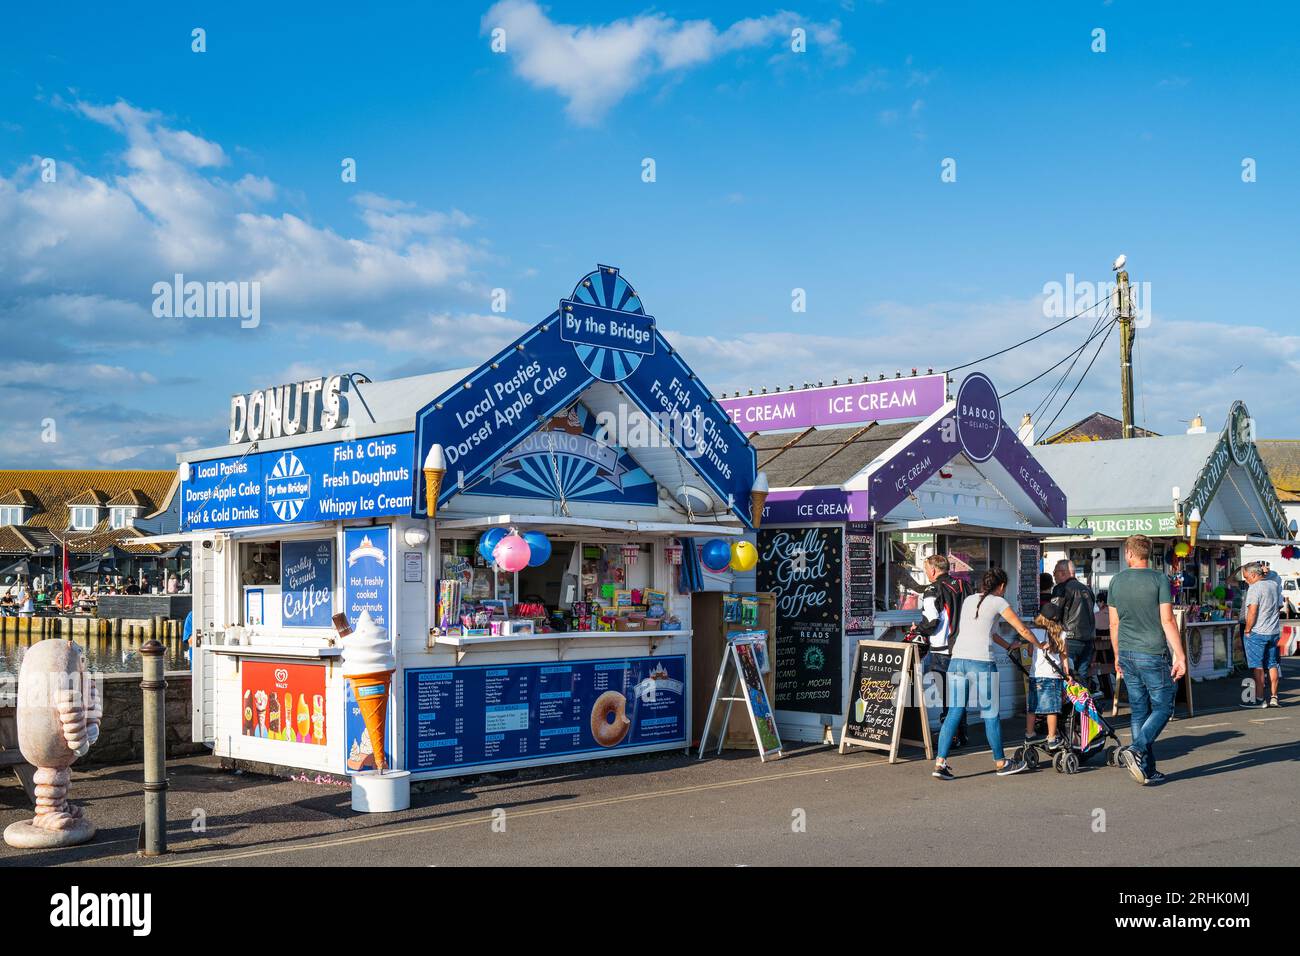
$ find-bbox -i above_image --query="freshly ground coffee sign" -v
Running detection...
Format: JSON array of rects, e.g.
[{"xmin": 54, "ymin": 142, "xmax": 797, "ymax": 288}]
[
  {"xmin": 1184, "ymin": 402, "xmax": 1288, "ymax": 540},
  {"xmin": 756, "ymin": 527, "xmax": 842, "ymax": 715}
]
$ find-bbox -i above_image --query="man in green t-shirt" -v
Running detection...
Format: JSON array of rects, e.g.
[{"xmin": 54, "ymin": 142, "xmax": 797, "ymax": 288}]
[{"xmin": 1107, "ymin": 534, "xmax": 1187, "ymax": 786}]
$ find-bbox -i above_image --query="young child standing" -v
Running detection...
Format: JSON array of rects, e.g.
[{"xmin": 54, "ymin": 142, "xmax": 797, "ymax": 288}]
[{"xmin": 1026, "ymin": 617, "xmax": 1071, "ymax": 750}]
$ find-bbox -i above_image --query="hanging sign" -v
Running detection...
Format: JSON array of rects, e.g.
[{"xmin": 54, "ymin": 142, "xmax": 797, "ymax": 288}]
[
  {"xmin": 412, "ymin": 264, "xmax": 758, "ymax": 526},
  {"xmin": 839, "ymin": 640, "xmax": 932, "ymax": 763}
]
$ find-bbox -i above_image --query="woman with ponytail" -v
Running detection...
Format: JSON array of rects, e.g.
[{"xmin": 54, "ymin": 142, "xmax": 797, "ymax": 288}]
[{"xmin": 932, "ymin": 567, "xmax": 1041, "ymax": 781}]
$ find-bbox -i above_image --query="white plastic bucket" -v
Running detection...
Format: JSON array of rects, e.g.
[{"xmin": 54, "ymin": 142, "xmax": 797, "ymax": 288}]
[{"xmin": 351, "ymin": 770, "xmax": 411, "ymax": 813}]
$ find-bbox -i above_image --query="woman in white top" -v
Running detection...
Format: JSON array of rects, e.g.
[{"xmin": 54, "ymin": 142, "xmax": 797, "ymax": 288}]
[{"xmin": 933, "ymin": 567, "xmax": 1042, "ymax": 781}]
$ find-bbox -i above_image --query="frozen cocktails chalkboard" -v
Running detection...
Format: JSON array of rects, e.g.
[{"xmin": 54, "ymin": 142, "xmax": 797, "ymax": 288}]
[{"xmin": 839, "ymin": 640, "xmax": 932, "ymax": 763}]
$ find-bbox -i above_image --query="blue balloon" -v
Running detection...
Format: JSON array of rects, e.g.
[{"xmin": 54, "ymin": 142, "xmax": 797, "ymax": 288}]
[
  {"xmin": 478, "ymin": 528, "xmax": 507, "ymax": 562},
  {"xmin": 701, "ymin": 538, "xmax": 732, "ymax": 573},
  {"xmin": 522, "ymin": 531, "xmax": 552, "ymax": 567}
]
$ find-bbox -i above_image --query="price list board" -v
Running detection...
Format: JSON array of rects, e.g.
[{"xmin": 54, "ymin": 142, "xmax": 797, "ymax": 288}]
[
  {"xmin": 1018, "ymin": 540, "xmax": 1042, "ymax": 620},
  {"xmin": 404, "ymin": 655, "xmax": 686, "ymax": 772},
  {"xmin": 844, "ymin": 521, "xmax": 875, "ymax": 634}
]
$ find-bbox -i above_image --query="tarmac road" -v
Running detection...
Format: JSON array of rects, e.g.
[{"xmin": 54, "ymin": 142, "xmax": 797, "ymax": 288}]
[{"xmin": 1, "ymin": 663, "xmax": 1295, "ymax": 867}]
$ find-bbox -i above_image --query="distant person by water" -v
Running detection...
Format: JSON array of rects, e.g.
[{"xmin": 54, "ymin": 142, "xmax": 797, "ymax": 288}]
[{"xmin": 18, "ymin": 586, "xmax": 34, "ymax": 617}]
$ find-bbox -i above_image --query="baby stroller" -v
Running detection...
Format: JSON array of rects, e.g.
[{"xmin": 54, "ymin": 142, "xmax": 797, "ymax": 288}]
[{"xmin": 1007, "ymin": 644, "xmax": 1122, "ymax": 774}]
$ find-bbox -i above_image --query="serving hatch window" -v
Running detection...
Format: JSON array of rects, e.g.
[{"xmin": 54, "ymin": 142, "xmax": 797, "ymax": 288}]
[{"xmin": 877, "ymin": 532, "xmax": 934, "ymax": 611}]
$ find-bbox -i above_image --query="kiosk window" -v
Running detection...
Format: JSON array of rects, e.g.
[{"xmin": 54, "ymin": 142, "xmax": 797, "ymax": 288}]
[
  {"xmin": 944, "ymin": 536, "xmax": 991, "ymax": 586},
  {"xmin": 877, "ymin": 532, "xmax": 933, "ymax": 611}
]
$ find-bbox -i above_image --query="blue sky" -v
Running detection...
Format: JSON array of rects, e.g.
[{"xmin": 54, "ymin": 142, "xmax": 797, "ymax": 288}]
[{"xmin": 2, "ymin": 0, "xmax": 1298, "ymax": 468}]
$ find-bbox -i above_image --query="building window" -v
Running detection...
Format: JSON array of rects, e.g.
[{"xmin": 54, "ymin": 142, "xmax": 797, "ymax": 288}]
[
  {"xmin": 0, "ymin": 506, "xmax": 24, "ymax": 526},
  {"xmin": 109, "ymin": 507, "xmax": 136, "ymax": 529},
  {"xmin": 70, "ymin": 507, "xmax": 98, "ymax": 530}
]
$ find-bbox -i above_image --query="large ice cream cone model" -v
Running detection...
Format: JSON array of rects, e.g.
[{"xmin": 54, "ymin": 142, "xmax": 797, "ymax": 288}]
[
  {"xmin": 750, "ymin": 472, "xmax": 770, "ymax": 529},
  {"xmin": 348, "ymin": 673, "xmax": 391, "ymax": 771},
  {"xmin": 342, "ymin": 610, "xmax": 397, "ymax": 773},
  {"xmin": 423, "ymin": 443, "xmax": 446, "ymax": 518}
]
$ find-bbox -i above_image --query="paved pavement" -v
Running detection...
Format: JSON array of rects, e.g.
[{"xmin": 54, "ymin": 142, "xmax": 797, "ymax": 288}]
[{"xmin": 1, "ymin": 662, "xmax": 1295, "ymax": 867}]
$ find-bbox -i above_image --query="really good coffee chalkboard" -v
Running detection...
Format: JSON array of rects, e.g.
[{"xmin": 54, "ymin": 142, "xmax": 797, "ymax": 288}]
[
  {"xmin": 757, "ymin": 527, "xmax": 843, "ymax": 715},
  {"xmin": 1018, "ymin": 540, "xmax": 1041, "ymax": 620},
  {"xmin": 839, "ymin": 640, "xmax": 932, "ymax": 763}
]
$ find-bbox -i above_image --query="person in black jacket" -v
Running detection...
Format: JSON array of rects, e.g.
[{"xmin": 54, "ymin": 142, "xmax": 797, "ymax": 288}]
[
  {"xmin": 1051, "ymin": 559, "xmax": 1096, "ymax": 684},
  {"xmin": 917, "ymin": 554, "xmax": 973, "ymax": 748}
]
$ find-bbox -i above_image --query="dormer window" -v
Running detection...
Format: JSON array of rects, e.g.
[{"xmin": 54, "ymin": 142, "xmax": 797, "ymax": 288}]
[
  {"xmin": 109, "ymin": 507, "xmax": 139, "ymax": 529},
  {"xmin": 71, "ymin": 506, "xmax": 99, "ymax": 530},
  {"xmin": 0, "ymin": 506, "xmax": 25, "ymax": 526}
]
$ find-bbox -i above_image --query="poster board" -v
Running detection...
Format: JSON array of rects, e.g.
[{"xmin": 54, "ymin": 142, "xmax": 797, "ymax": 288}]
[
  {"xmin": 838, "ymin": 640, "xmax": 932, "ymax": 763},
  {"xmin": 1017, "ymin": 540, "xmax": 1041, "ymax": 620},
  {"xmin": 845, "ymin": 521, "xmax": 875, "ymax": 634},
  {"xmin": 756, "ymin": 527, "xmax": 843, "ymax": 715},
  {"xmin": 698, "ymin": 635, "xmax": 783, "ymax": 761}
]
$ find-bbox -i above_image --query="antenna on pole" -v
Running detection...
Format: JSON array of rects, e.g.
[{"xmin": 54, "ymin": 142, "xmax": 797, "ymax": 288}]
[{"xmin": 1113, "ymin": 254, "xmax": 1135, "ymax": 439}]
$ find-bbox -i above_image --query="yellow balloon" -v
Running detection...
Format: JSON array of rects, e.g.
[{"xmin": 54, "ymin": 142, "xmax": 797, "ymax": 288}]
[
  {"xmin": 1174, "ymin": 541, "xmax": 1190, "ymax": 558},
  {"xmin": 731, "ymin": 540, "xmax": 759, "ymax": 572}
]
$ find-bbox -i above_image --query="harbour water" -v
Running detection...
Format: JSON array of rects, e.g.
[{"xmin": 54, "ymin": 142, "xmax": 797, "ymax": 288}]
[{"xmin": 0, "ymin": 634, "xmax": 188, "ymax": 677}]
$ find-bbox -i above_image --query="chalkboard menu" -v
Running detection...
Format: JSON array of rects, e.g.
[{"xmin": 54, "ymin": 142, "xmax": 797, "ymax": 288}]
[
  {"xmin": 757, "ymin": 527, "xmax": 843, "ymax": 715},
  {"xmin": 1018, "ymin": 540, "xmax": 1042, "ymax": 620},
  {"xmin": 844, "ymin": 521, "xmax": 875, "ymax": 634},
  {"xmin": 839, "ymin": 640, "xmax": 931, "ymax": 762}
]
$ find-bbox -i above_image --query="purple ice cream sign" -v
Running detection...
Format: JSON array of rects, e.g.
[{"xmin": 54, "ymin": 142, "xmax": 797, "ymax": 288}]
[
  {"xmin": 720, "ymin": 374, "xmax": 947, "ymax": 433},
  {"xmin": 760, "ymin": 487, "xmax": 871, "ymax": 524}
]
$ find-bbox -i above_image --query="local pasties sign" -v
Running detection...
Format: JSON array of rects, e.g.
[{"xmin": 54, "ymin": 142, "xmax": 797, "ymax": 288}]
[{"xmin": 413, "ymin": 265, "xmax": 758, "ymax": 526}]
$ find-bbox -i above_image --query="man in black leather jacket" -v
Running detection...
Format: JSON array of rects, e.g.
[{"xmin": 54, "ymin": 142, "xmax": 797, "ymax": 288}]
[{"xmin": 1051, "ymin": 559, "xmax": 1096, "ymax": 683}]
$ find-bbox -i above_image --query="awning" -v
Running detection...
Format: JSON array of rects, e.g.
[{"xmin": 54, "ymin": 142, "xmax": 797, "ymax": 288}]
[
  {"xmin": 435, "ymin": 513, "xmax": 744, "ymax": 538},
  {"xmin": 120, "ymin": 532, "xmax": 204, "ymax": 546},
  {"xmin": 876, "ymin": 515, "xmax": 1091, "ymax": 538},
  {"xmin": 1196, "ymin": 532, "xmax": 1297, "ymax": 547}
]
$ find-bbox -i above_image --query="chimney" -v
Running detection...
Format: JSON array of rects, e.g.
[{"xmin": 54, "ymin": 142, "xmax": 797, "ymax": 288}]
[
  {"xmin": 1187, "ymin": 414, "xmax": 1206, "ymax": 435},
  {"xmin": 1018, "ymin": 413, "xmax": 1035, "ymax": 445}
]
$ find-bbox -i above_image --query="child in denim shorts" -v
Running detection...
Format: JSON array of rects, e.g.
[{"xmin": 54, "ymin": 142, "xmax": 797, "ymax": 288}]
[{"xmin": 1025, "ymin": 620, "xmax": 1070, "ymax": 750}]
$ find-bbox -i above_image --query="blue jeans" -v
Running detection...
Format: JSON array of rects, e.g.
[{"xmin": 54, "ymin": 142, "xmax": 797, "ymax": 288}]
[
  {"xmin": 1118, "ymin": 650, "xmax": 1175, "ymax": 775},
  {"xmin": 937, "ymin": 658, "xmax": 1003, "ymax": 761},
  {"xmin": 926, "ymin": 653, "xmax": 969, "ymax": 737},
  {"xmin": 1066, "ymin": 639, "xmax": 1092, "ymax": 684},
  {"xmin": 1244, "ymin": 632, "xmax": 1280, "ymax": 670}
]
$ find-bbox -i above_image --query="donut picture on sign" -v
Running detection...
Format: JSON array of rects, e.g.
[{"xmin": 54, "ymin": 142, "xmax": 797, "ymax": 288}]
[{"xmin": 590, "ymin": 690, "xmax": 631, "ymax": 747}]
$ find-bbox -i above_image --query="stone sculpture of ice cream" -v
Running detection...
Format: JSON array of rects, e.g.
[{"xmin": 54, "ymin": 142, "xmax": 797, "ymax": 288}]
[
  {"xmin": 4, "ymin": 640, "xmax": 102, "ymax": 848},
  {"xmin": 342, "ymin": 611, "xmax": 395, "ymax": 772}
]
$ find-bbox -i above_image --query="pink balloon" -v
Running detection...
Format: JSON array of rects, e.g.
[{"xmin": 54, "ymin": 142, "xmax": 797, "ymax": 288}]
[{"xmin": 493, "ymin": 533, "xmax": 532, "ymax": 573}]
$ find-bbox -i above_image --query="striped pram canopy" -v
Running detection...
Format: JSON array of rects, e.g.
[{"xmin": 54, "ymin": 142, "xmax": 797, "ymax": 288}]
[{"xmin": 1065, "ymin": 681, "xmax": 1105, "ymax": 750}]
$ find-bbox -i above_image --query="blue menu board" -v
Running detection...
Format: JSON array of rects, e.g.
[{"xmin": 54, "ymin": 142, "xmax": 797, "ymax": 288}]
[
  {"xmin": 404, "ymin": 656, "xmax": 686, "ymax": 772},
  {"xmin": 281, "ymin": 539, "xmax": 334, "ymax": 628}
]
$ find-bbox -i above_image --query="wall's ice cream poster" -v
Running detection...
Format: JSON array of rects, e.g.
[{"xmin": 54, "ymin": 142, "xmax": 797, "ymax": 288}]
[{"xmin": 241, "ymin": 661, "xmax": 328, "ymax": 745}]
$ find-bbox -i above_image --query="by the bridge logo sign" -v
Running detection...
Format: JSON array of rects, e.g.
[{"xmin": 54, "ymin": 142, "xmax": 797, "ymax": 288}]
[{"xmin": 265, "ymin": 451, "xmax": 311, "ymax": 521}]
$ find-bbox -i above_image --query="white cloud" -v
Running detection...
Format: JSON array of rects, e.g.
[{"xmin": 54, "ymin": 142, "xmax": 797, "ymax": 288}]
[
  {"xmin": 482, "ymin": 0, "xmax": 847, "ymax": 124},
  {"xmin": 664, "ymin": 298, "xmax": 1300, "ymax": 439}
]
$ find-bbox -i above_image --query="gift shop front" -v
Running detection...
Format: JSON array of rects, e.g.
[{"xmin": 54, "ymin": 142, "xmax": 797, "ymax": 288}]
[
  {"xmin": 729, "ymin": 372, "xmax": 1079, "ymax": 744},
  {"xmin": 176, "ymin": 265, "xmax": 762, "ymax": 781}
]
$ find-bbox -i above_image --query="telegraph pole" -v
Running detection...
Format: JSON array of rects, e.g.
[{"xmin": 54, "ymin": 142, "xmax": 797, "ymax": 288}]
[{"xmin": 1114, "ymin": 255, "xmax": 1135, "ymax": 439}]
